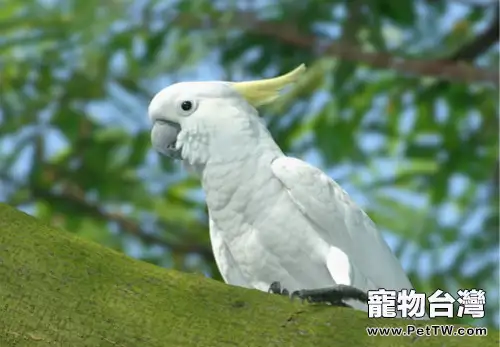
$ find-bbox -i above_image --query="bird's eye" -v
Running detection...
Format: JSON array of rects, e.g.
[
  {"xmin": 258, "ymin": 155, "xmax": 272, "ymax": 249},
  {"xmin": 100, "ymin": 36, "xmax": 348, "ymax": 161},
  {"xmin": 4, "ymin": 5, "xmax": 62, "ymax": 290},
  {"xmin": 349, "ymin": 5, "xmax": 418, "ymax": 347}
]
[
  {"xmin": 181, "ymin": 101, "xmax": 192, "ymax": 111},
  {"xmin": 177, "ymin": 99, "xmax": 197, "ymax": 115}
]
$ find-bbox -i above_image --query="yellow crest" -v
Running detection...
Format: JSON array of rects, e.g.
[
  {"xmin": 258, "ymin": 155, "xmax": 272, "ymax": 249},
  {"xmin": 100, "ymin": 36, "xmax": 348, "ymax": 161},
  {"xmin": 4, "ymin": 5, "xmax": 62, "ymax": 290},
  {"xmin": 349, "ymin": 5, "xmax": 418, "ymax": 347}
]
[{"xmin": 231, "ymin": 64, "xmax": 306, "ymax": 107}]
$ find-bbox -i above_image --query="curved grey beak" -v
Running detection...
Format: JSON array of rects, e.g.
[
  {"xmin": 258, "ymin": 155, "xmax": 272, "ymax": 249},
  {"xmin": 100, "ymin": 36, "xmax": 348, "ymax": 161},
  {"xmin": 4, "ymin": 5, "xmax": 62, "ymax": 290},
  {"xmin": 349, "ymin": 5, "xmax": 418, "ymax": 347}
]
[{"xmin": 151, "ymin": 121, "xmax": 182, "ymax": 160}]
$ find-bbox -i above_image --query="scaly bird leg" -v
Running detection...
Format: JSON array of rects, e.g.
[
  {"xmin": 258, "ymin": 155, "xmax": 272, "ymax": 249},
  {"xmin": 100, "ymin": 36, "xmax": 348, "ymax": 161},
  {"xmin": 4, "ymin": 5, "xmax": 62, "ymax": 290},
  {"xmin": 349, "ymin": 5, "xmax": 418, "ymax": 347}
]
[
  {"xmin": 268, "ymin": 281, "xmax": 289, "ymax": 296},
  {"xmin": 268, "ymin": 281, "xmax": 367, "ymax": 308}
]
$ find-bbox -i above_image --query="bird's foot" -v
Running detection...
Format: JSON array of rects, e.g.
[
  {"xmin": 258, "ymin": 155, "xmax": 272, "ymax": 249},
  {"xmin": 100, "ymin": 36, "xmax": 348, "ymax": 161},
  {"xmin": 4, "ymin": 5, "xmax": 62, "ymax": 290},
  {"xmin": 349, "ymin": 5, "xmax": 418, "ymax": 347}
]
[
  {"xmin": 268, "ymin": 281, "xmax": 289, "ymax": 296},
  {"xmin": 268, "ymin": 281, "xmax": 367, "ymax": 308},
  {"xmin": 291, "ymin": 284, "xmax": 368, "ymax": 307}
]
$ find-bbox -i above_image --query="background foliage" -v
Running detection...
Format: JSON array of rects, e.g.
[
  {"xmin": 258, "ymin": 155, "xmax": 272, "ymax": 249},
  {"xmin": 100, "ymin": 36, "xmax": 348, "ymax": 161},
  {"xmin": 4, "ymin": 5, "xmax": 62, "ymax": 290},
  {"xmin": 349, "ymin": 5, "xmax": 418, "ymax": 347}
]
[{"xmin": 0, "ymin": 0, "xmax": 498, "ymax": 329}]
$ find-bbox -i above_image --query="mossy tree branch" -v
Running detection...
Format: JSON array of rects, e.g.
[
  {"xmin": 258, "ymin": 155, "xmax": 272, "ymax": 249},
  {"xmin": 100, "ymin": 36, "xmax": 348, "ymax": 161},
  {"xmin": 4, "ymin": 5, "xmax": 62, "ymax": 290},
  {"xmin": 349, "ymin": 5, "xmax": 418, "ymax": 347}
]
[{"xmin": 0, "ymin": 204, "xmax": 496, "ymax": 347}]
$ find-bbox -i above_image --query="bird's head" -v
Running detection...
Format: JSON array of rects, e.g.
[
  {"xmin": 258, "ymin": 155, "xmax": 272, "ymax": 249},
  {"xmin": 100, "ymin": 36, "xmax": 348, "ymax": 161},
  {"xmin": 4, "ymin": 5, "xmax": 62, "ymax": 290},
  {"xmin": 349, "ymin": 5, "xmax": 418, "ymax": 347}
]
[{"xmin": 148, "ymin": 64, "xmax": 305, "ymax": 166}]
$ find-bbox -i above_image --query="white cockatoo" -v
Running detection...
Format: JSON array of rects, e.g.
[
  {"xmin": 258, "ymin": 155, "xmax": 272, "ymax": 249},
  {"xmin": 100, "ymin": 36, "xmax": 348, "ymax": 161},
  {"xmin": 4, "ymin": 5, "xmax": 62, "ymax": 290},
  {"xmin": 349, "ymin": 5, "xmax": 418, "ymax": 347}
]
[{"xmin": 148, "ymin": 64, "xmax": 423, "ymax": 315}]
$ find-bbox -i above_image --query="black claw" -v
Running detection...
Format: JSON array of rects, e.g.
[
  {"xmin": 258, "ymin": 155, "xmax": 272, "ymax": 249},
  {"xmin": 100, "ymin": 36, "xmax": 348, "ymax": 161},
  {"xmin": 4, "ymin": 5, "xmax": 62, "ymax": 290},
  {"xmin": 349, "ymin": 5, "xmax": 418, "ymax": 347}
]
[
  {"xmin": 290, "ymin": 290, "xmax": 305, "ymax": 303},
  {"xmin": 268, "ymin": 281, "xmax": 282, "ymax": 294},
  {"xmin": 268, "ymin": 281, "xmax": 290, "ymax": 296},
  {"xmin": 289, "ymin": 284, "xmax": 368, "ymax": 307}
]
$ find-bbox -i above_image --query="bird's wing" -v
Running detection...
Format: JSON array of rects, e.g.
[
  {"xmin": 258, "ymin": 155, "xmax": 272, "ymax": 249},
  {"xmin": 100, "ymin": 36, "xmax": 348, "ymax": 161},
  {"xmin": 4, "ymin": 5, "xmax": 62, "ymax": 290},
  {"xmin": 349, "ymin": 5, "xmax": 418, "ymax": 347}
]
[
  {"xmin": 209, "ymin": 217, "xmax": 249, "ymax": 288},
  {"xmin": 271, "ymin": 156, "xmax": 414, "ymax": 292}
]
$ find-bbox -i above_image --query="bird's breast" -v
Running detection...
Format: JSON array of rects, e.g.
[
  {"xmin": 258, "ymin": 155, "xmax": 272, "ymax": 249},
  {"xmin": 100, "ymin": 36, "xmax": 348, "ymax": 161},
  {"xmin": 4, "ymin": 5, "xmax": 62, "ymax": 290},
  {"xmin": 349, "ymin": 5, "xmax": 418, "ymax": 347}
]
[
  {"xmin": 202, "ymin": 154, "xmax": 283, "ymax": 240},
  {"xmin": 202, "ymin": 155, "xmax": 333, "ymax": 290}
]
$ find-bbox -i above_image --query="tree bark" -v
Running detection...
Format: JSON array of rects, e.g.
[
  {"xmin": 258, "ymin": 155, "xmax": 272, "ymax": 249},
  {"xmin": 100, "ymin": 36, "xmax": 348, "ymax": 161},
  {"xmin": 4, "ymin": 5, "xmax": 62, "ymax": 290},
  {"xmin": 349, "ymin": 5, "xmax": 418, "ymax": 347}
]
[{"xmin": 0, "ymin": 204, "xmax": 496, "ymax": 346}]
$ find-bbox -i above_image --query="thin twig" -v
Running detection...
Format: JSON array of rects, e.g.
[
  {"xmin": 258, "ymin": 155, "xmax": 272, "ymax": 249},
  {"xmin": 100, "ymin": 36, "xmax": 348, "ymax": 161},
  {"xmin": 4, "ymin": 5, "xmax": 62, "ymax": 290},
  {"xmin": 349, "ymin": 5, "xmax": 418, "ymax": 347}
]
[
  {"xmin": 449, "ymin": 6, "xmax": 499, "ymax": 62},
  {"xmin": 31, "ymin": 187, "xmax": 213, "ymax": 260},
  {"xmin": 173, "ymin": 11, "xmax": 498, "ymax": 86}
]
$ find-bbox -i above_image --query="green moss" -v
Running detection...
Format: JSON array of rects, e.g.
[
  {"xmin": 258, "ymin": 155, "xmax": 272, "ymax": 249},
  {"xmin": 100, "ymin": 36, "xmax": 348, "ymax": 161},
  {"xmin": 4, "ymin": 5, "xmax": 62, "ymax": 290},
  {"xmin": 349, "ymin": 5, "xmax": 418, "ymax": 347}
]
[{"xmin": 0, "ymin": 203, "xmax": 497, "ymax": 346}]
